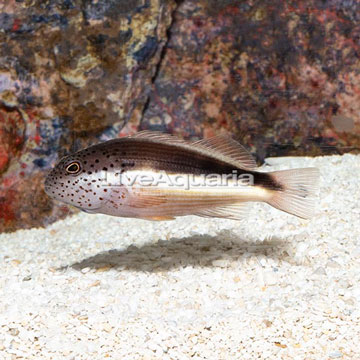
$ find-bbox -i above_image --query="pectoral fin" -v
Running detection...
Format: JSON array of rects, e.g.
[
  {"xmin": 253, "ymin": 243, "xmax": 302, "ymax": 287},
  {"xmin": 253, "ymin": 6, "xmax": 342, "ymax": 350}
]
[{"xmin": 129, "ymin": 187, "xmax": 168, "ymax": 208}]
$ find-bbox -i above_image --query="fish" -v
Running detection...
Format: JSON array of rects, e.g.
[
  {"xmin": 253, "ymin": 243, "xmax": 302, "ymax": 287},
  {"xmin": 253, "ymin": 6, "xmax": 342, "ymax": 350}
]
[{"xmin": 44, "ymin": 131, "xmax": 320, "ymax": 221}]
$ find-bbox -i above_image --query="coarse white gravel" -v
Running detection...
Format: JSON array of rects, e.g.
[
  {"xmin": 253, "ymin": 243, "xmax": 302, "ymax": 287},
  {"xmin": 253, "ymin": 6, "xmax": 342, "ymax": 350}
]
[{"xmin": 0, "ymin": 154, "xmax": 360, "ymax": 360}]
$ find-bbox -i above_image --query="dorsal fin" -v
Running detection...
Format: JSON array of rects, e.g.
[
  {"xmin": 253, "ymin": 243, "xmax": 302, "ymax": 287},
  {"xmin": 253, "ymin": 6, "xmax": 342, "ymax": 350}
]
[
  {"xmin": 193, "ymin": 135, "xmax": 257, "ymax": 170},
  {"xmin": 130, "ymin": 131, "xmax": 257, "ymax": 170},
  {"xmin": 130, "ymin": 131, "xmax": 185, "ymax": 145}
]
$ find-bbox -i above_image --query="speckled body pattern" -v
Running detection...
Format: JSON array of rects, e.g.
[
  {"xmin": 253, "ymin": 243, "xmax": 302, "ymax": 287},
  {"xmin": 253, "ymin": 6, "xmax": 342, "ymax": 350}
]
[
  {"xmin": 44, "ymin": 137, "xmax": 269, "ymax": 219},
  {"xmin": 45, "ymin": 132, "xmax": 319, "ymax": 220}
]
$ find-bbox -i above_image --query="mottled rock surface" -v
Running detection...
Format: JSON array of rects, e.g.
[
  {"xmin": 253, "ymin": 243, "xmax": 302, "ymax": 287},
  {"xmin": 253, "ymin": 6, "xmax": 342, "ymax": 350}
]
[
  {"xmin": 142, "ymin": 0, "xmax": 360, "ymax": 159},
  {"xmin": 0, "ymin": 0, "xmax": 176, "ymax": 231},
  {"xmin": 1, "ymin": 0, "xmax": 360, "ymax": 231}
]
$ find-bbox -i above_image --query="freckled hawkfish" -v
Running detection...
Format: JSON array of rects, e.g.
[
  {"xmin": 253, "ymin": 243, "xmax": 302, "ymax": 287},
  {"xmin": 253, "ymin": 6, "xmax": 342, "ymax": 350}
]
[{"xmin": 45, "ymin": 131, "xmax": 320, "ymax": 221}]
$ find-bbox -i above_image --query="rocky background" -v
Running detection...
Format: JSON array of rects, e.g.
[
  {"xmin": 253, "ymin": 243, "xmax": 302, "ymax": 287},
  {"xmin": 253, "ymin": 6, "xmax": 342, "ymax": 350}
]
[{"xmin": 0, "ymin": 0, "xmax": 359, "ymax": 232}]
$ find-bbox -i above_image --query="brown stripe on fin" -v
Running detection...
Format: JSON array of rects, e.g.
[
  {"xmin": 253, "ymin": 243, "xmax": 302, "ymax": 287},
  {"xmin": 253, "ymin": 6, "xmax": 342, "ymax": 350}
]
[
  {"xmin": 193, "ymin": 202, "xmax": 249, "ymax": 221},
  {"xmin": 130, "ymin": 131, "xmax": 257, "ymax": 170},
  {"xmin": 267, "ymin": 167, "xmax": 320, "ymax": 219}
]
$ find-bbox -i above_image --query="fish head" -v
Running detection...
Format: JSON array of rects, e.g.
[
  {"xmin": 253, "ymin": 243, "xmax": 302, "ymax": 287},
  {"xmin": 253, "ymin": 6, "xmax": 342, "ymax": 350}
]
[{"xmin": 44, "ymin": 149, "xmax": 110, "ymax": 212}]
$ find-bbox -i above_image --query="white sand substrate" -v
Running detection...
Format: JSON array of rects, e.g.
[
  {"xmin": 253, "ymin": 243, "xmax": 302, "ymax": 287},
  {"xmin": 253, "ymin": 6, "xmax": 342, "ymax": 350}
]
[{"xmin": 0, "ymin": 154, "xmax": 359, "ymax": 360}]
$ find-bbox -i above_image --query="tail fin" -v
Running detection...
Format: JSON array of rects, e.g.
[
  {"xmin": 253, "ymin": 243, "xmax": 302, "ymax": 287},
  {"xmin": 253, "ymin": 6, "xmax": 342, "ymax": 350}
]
[{"xmin": 267, "ymin": 167, "xmax": 320, "ymax": 219}]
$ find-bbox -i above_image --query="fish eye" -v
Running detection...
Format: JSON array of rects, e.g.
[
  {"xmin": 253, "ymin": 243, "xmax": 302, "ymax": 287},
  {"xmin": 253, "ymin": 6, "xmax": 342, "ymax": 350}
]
[{"xmin": 65, "ymin": 161, "xmax": 81, "ymax": 175}]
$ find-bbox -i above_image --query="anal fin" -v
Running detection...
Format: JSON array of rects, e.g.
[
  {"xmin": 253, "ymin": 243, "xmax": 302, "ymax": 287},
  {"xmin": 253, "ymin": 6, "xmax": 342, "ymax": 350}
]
[
  {"xmin": 193, "ymin": 202, "xmax": 249, "ymax": 221},
  {"xmin": 140, "ymin": 216, "xmax": 175, "ymax": 221}
]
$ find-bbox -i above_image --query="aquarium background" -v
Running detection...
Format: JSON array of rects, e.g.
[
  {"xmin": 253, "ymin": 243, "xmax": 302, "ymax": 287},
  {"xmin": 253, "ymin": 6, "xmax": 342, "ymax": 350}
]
[{"xmin": 0, "ymin": 0, "xmax": 359, "ymax": 232}]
